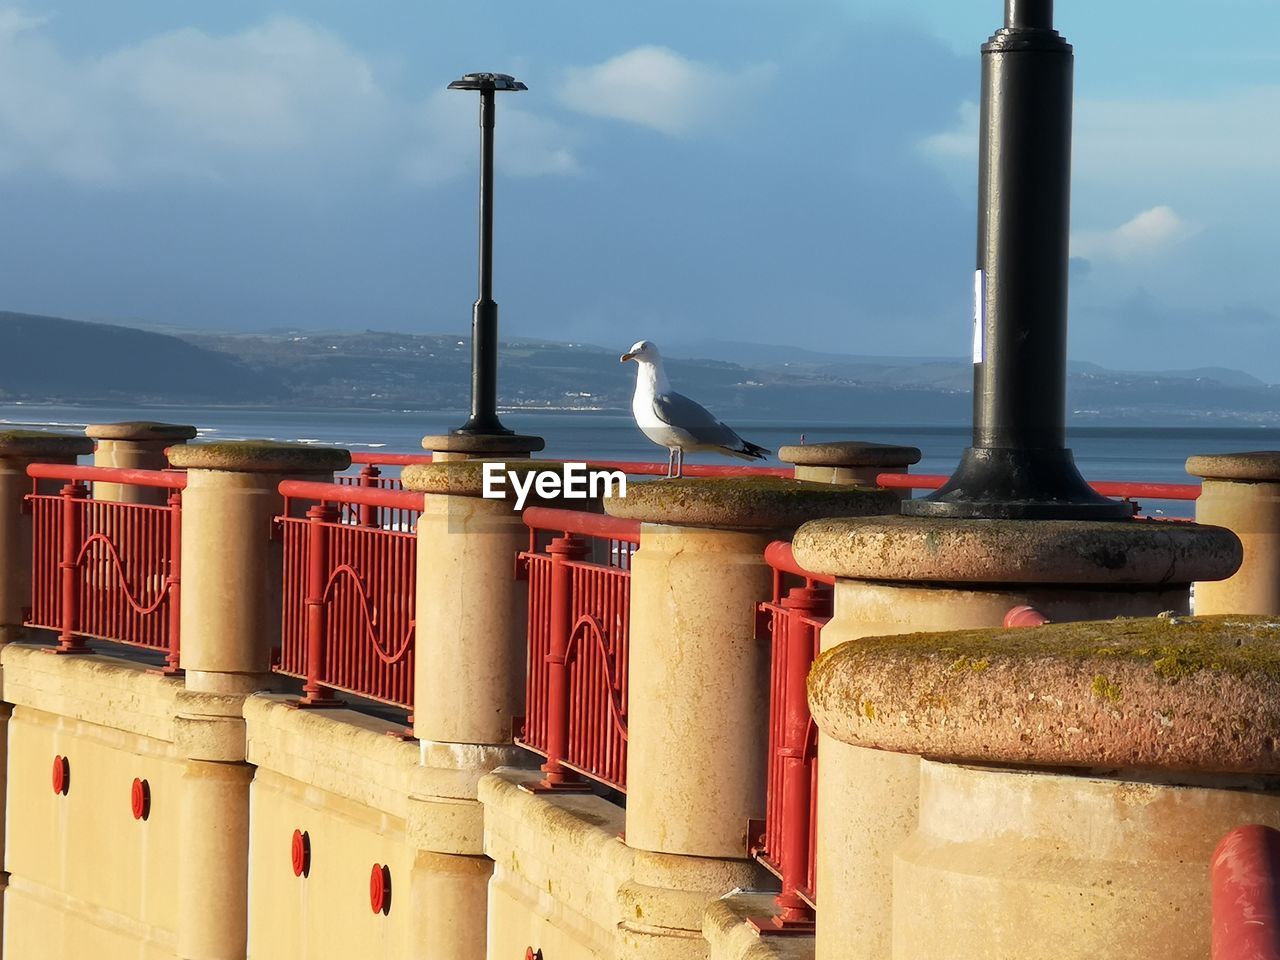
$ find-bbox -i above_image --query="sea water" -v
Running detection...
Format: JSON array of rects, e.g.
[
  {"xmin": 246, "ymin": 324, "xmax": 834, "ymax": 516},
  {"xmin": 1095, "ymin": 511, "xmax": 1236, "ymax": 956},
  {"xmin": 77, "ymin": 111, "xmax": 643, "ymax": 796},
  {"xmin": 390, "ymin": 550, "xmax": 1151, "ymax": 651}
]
[{"xmin": 5, "ymin": 403, "xmax": 1279, "ymax": 519}]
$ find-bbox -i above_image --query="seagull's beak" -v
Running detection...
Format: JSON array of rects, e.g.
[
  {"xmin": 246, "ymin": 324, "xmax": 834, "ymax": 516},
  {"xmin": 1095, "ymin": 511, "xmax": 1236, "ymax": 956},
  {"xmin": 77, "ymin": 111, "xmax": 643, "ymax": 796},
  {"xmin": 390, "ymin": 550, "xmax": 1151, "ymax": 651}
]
[{"xmin": 620, "ymin": 352, "xmax": 636, "ymax": 363}]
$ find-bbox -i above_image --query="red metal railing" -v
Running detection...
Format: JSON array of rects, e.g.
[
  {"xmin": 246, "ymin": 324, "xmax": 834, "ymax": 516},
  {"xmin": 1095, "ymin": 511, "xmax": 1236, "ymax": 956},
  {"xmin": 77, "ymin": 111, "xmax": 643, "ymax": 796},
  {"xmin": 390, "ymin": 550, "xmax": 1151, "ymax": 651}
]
[
  {"xmin": 877, "ymin": 471, "xmax": 1201, "ymax": 516},
  {"xmin": 1212, "ymin": 824, "xmax": 1280, "ymax": 959},
  {"xmin": 517, "ymin": 506, "xmax": 640, "ymax": 793},
  {"xmin": 275, "ymin": 481, "xmax": 424, "ymax": 711},
  {"xmin": 25, "ymin": 463, "xmax": 186, "ymax": 672},
  {"xmin": 751, "ymin": 540, "xmax": 833, "ymax": 933}
]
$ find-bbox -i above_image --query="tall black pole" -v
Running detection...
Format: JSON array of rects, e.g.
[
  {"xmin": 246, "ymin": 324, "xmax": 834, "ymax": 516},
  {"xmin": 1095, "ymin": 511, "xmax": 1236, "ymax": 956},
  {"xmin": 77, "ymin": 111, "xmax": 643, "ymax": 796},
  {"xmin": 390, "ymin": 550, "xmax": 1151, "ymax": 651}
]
[
  {"xmin": 903, "ymin": 0, "xmax": 1128, "ymax": 520},
  {"xmin": 448, "ymin": 73, "xmax": 526, "ymax": 437}
]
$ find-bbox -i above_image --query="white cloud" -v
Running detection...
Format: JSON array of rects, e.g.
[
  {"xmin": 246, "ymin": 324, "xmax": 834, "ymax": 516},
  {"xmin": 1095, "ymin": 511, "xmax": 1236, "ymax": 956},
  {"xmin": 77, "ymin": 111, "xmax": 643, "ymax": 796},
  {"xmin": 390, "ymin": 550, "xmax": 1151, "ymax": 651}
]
[
  {"xmin": 0, "ymin": 9, "xmax": 578, "ymax": 188},
  {"xmin": 560, "ymin": 46, "xmax": 775, "ymax": 137},
  {"xmin": 1071, "ymin": 206, "xmax": 1197, "ymax": 261}
]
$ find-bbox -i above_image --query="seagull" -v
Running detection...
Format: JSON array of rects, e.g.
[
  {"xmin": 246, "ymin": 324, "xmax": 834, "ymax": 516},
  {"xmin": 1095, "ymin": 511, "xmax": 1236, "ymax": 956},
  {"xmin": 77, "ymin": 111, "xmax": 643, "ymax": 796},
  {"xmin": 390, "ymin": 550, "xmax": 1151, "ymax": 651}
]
[{"xmin": 620, "ymin": 339, "xmax": 770, "ymax": 478}]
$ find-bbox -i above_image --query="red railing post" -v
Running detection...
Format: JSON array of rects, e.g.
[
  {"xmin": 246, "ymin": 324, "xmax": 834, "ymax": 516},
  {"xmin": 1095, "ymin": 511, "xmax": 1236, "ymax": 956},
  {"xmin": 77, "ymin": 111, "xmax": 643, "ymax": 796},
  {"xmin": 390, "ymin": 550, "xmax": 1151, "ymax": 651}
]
[
  {"xmin": 53, "ymin": 481, "xmax": 89, "ymax": 654},
  {"xmin": 299, "ymin": 503, "xmax": 341, "ymax": 706},
  {"xmin": 1212, "ymin": 825, "xmax": 1280, "ymax": 960},
  {"xmin": 758, "ymin": 583, "xmax": 830, "ymax": 932},
  {"xmin": 533, "ymin": 532, "xmax": 592, "ymax": 792},
  {"xmin": 161, "ymin": 489, "xmax": 183, "ymax": 675},
  {"xmin": 358, "ymin": 464, "xmax": 381, "ymax": 528}
]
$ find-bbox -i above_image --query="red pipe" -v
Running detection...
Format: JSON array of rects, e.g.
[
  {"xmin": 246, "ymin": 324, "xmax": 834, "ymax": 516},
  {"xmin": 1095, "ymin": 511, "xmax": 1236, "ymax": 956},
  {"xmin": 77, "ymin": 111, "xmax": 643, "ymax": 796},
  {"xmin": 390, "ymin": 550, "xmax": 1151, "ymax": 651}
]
[
  {"xmin": 763, "ymin": 540, "xmax": 835, "ymax": 586},
  {"xmin": 1003, "ymin": 605, "xmax": 1049, "ymax": 628},
  {"xmin": 56, "ymin": 482, "xmax": 88, "ymax": 653},
  {"xmin": 299, "ymin": 503, "xmax": 340, "ymax": 706},
  {"xmin": 28, "ymin": 463, "xmax": 187, "ymax": 489},
  {"xmin": 876, "ymin": 471, "xmax": 1200, "ymax": 501},
  {"xmin": 163, "ymin": 490, "xmax": 183, "ymax": 675},
  {"xmin": 523, "ymin": 507, "xmax": 641, "ymax": 543},
  {"xmin": 349, "ymin": 452, "xmax": 433, "ymax": 466},
  {"xmin": 278, "ymin": 480, "xmax": 423, "ymax": 511},
  {"xmin": 773, "ymin": 586, "xmax": 829, "ymax": 929},
  {"xmin": 535, "ymin": 533, "xmax": 591, "ymax": 790},
  {"xmin": 1212, "ymin": 825, "xmax": 1280, "ymax": 960}
]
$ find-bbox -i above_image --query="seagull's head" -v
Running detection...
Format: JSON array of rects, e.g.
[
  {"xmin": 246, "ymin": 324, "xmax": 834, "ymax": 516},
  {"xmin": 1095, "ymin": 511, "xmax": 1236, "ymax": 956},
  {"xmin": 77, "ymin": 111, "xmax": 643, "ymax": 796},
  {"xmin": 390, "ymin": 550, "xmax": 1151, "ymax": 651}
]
[{"xmin": 620, "ymin": 340, "xmax": 659, "ymax": 364}]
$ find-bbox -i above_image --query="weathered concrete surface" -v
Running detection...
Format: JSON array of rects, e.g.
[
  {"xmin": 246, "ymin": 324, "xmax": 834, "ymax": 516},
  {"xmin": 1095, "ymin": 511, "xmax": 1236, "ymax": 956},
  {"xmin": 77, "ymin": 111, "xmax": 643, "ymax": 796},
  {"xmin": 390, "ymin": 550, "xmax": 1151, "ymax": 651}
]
[
  {"xmin": 810, "ymin": 614, "xmax": 1280, "ymax": 773},
  {"xmin": 420, "ymin": 433, "xmax": 544, "ymax": 459},
  {"xmin": 1187, "ymin": 451, "xmax": 1280, "ymax": 482},
  {"xmin": 606, "ymin": 476, "xmax": 896, "ymax": 529},
  {"xmin": 793, "ymin": 515, "xmax": 1241, "ymax": 585},
  {"xmin": 168, "ymin": 440, "xmax": 349, "ymax": 473},
  {"xmin": 777, "ymin": 441, "xmax": 921, "ymax": 468},
  {"xmin": 0, "ymin": 430, "xmax": 93, "ymax": 459},
  {"xmin": 1188, "ymin": 453, "xmax": 1280, "ymax": 615},
  {"xmin": 85, "ymin": 421, "xmax": 198, "ymax": 442}
]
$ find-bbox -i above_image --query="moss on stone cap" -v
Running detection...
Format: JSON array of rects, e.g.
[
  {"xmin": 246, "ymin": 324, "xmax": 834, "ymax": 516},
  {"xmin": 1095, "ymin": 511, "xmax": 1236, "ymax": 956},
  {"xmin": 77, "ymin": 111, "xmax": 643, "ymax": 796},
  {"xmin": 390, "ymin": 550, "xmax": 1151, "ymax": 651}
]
[
  {"xmin": 1186, "ymin": 451, "xmax": 1280, "ymax": 483},
  {"xmin": 792, "ymin": 514, "xmax": 1241, "ymax": 585},
  {"xmin": 167, "ymin": 440, "xmax": 350, "ymax": 473},
  {"xmin": 85, "ymin": 421, "xmax": 198, "ymax": 442},
  {"xmin": 603, "ymin": 476, "xmax": 898, "ymax": 530},
  {"xmin": 402, "ymin": 459, "xmax": 572, "ymax": 499},
  {"xmin": 0, "ymin": 430, "xmax": 94, "ymax": 459},
  {"xmin": 809, "ymin": 614, "xmax": 1280, "ymax": 774},
  {"xmin": 420, "ymin": 433, "xmax": 545, "ymax": 455},
  {"xmin": 778, "ymin": 440, "xmax": 922, "ymax": 469}
]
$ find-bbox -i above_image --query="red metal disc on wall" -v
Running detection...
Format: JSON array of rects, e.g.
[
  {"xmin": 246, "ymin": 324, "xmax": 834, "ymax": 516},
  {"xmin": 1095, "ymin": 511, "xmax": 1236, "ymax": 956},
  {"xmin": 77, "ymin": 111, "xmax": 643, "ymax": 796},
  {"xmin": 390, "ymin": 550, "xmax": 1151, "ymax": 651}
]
[
  {"xmin": 131, "ymin": 778, "xmax": 151, "ymax": 821},
  {"xmin": 291, "ymin": 830, "xmax": 310, "ymax": 877},
  {"xmin": 52, "ymin": 755, "xmax": 69, "ymax": 796},
  {"xmin": 526, "ymin": 949, "xmax": 544, "ymax": 960},
  {"xmin": 369, "ymin": 863, "xmax": 391, "ymax": 915}
]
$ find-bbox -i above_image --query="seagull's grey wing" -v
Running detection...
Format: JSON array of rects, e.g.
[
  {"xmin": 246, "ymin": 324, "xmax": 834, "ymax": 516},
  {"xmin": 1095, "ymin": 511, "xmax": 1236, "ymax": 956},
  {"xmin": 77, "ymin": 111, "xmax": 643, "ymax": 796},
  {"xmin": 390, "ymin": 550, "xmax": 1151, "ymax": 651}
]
[{"xmin": 652, "ymin": 390, "xmax": 744, "ymax": 447}]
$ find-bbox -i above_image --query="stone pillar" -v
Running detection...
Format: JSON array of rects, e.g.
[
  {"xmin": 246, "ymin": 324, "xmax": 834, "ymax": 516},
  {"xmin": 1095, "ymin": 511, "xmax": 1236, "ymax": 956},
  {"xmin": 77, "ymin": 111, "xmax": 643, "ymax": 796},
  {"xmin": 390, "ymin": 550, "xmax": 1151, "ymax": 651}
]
[
  {"xmin": 778, "ymin": 440, "xmax": 921, "ymax": 491},
  {"xmin": 792, "ymin": 515, "xmax": 1241, "ymax": 960},
  {"xmin": 85, "ymin": 420, "xmax": 197, "ymax": 504},
  {"xmin": 165, "ymin": 441, "xmax": 347, "ymax": 960},
  {"xmin": 401, "ymin": 456, "xmax": 553, "ymax": 960},
  {"xmin": 808, "ymin": 614, "xmax": 1280, "ymax": 960},
  {"xmin": 0, "ymin": 432, "xmax": 93, "ymax": 643},
  {"xmin": 1187, "ymin": 452, "xmax": 1280, "ymax": 615},
  {"xmin": 607, "ymin": 479, "xmax": 895, "ymax": 860},
  {"xmin": 594, "ymin": 480, "xmax": 893, "ymax": 945},
  {"xmin": 168, "ymin": 441, "xmax": 349, "ymax": 695}
]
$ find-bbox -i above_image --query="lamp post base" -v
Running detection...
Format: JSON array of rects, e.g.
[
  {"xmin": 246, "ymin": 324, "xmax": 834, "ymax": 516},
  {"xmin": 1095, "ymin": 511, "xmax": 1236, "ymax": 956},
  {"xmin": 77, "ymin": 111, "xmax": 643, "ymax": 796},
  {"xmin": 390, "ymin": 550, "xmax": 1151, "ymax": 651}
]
[{"xmin": 901, "ymin": 446, "xmax": 1134, "ymax": 520}]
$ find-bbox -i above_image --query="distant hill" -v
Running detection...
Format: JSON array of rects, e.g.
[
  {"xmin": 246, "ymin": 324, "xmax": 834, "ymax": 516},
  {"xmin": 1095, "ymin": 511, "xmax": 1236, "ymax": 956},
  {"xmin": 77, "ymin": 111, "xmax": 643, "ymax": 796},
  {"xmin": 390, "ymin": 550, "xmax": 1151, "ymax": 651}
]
[
  {"xmin": 2, "ymin": 311, "xmax": 1280, "ymax": 426},
  {"xmin": 0, "ymin": 311, "xmax": 283, "ymax": 404}
]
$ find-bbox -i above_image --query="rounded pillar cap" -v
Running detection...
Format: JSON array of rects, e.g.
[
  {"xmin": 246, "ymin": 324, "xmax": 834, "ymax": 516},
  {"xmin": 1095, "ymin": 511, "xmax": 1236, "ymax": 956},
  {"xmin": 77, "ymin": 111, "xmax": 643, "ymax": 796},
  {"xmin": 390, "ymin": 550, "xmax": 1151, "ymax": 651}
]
[
  {"xmin": 778, "ymin": 440, "xmax": 921, "ymax": 468},
  {"xmin": 793, "ymin": 515, "xmax": 1241, "ymax": 585},
  {"xmin": 0, "ymin": 430, "xmax": 93, "ymax": 459},
  {"xmin": 809, "ymin": 614, "xmax": 1280, "ymax": 775},
  {"xmin": 421, "ymin": 433, "xmax": 545, "ymax": 456},
  {"xmin": 167, "ymin": 440, "xmax": 350, "ymax": 473},
  {"xmin": 85, "ymin": 421, "xmax": 198, "ymax": 442},
  {"xmin": 603, "ymin": 476, "xmax": 897, "ymax": 530},
  {"xmin": 401, "ymin": 458, "xmax": 564, "ymax": 499},
  {"xmin": 1186, "ymin": 451, "xmax": 1280, "ymax": 483}
]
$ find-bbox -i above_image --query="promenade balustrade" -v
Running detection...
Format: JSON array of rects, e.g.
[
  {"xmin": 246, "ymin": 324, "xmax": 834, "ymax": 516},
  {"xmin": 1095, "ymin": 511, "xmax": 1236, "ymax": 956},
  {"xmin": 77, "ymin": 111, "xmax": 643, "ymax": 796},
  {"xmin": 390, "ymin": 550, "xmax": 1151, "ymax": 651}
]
[
  {"xmin": 24, "ymin": 462, "xmax": 185, "ymax": 672},
  {"xmin": 274, "ymin": 479, "xmax": 422, "ymax": 711},
  {"xmin": 516, "ymin": 506, "xmax": 639, "ymax": 792}
]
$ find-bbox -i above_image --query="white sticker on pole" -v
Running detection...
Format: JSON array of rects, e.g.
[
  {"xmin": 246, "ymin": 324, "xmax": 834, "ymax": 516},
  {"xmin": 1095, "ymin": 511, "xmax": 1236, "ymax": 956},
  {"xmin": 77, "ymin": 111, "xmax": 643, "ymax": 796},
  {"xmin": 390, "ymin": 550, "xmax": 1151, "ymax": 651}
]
[{"xmin": 972, "ymin": 269, "xmax": 985, "ymax": 364}]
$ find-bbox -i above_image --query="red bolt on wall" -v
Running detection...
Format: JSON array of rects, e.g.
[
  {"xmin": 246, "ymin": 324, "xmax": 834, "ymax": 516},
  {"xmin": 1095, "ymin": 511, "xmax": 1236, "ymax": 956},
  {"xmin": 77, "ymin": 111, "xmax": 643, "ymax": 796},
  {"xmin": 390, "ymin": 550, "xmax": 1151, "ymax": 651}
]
[
  {"xmin": 52, "ymin": 755, "xmax": 70, "ymax": 796},
  {"xmin": 370, "ymin": 863, "xmax": 391, "ymax": 915},
  {"xmin": 131, "ymin": 778, "xmax": 151, "ymax": 821},
  {"xmin": 291, "ymin": 830, "xmax": 311, "ymax": 877}
]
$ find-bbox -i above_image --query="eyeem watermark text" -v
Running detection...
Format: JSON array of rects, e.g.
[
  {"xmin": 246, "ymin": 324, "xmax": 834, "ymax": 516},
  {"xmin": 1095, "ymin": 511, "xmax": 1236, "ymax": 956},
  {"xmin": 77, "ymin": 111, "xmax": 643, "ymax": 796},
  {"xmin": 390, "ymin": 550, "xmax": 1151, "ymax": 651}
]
[{"xmin": 482, "ymin": 462, "xmax": 627, "ymax": 510}]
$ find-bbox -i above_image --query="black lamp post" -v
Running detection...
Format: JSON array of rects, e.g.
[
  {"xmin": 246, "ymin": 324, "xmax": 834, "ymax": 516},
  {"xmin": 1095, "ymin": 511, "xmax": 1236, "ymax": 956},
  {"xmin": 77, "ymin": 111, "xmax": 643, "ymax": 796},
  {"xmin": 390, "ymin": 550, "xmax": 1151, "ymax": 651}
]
[
  {"xmin": 903, "ymin": 0, "xmax": 1129, "ymax": 520},
  {"xmin": 448, "ymin": 72, "xmax": 527, "ymax": 437}
]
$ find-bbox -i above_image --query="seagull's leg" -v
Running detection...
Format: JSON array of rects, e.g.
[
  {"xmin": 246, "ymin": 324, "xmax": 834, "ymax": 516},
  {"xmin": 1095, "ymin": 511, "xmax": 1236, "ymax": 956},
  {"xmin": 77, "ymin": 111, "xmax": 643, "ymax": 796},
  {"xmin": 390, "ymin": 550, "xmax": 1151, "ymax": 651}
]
[
  {"xmin": 665, "ymin": 448, "xmax": 676, "ymax": 479},
  {"xmin": 675, "ymin": 448, "xmax": 684, "ymax": 479}
]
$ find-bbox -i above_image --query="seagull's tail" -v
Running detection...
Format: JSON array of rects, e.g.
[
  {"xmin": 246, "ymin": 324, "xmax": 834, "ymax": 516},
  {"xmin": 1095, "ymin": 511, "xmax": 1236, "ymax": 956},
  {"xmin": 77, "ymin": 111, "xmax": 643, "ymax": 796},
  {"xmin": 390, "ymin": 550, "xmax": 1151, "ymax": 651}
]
[{"xmin": 724, "ymin": 440, "xmax": 770, "ymax": 461}]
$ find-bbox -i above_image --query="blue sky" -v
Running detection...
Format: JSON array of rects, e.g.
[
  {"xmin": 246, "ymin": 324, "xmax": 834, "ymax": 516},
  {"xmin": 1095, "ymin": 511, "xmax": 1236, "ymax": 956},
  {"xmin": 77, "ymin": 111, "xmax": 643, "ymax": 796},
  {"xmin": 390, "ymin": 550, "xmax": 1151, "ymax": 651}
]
[{"xmin": 1, "ymin": 2, "xmax": 1278, "ymax": 377}]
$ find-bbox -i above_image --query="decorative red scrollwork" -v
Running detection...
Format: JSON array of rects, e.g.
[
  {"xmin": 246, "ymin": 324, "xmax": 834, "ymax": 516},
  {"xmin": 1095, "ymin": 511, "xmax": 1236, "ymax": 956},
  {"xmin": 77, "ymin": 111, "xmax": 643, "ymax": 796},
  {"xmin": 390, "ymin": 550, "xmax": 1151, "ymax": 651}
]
[
  {"xmin": 52, "ymin": 755, "xmax": 70, "ymax": 796},
  {"xmin": 324, "ymin": 565, "xmax": 414, "ymax": 665},
  {"xmin": 76, "ymin": 533, "xmax": 172, "ymax": 616},
  {"xmin": 131, "ymin": 778, "xmax": 151, "ymax": 821},
  {"xmin": 291, "ymin": 829, "xmax": 311, "ymax": 877},
  {"xmin": 566, "ymin": 614, "xmax": 628, "ymax": 740},
  {"xmin": 370, "ymin": 863, "xmax": 391, "ymax": 915}
]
